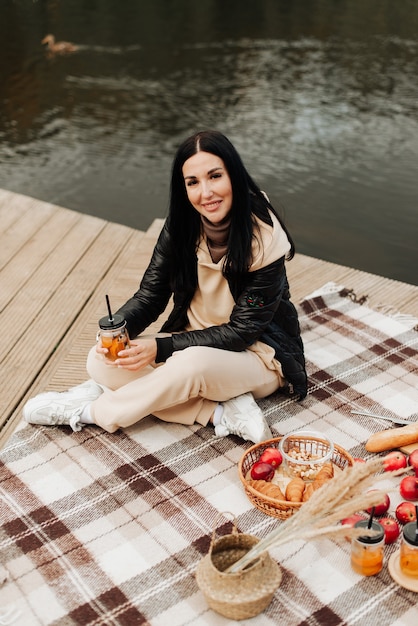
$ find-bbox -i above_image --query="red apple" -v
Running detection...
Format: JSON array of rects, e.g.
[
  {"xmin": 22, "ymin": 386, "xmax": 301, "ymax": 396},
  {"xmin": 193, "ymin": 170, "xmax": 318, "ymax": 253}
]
[
  {"xmin": 250, "ymin": 461, "xmax": 275, "ymax": 481},
  {"xmin": 399, "ymin": 476, "xmax": 418, "ymax": 501},
  {"xmin": 340, "ymin": 514, "xmax": 367, "ymax": 541},
  {"xmin": 408, "ymin": 449, "xmax": 418, "ymax": 476},
  {"xmin": 380, "ymin": 517, "xmax": 400, "ymax": 544},
  {"xmin": 396, "ymin": 501, "xmax": 417, "ymax": 524},
  {"xmin": 383, "ymin": 451, "xmax": 408, "ymax": 471},
  {"xmin": 341, "ymin": 513, "xmax": 366, "ymax": 527},
  {"xmin": 259, "ymin": 447, "xmax": 283, "ymax": 468},
  {"xmin": 365, "ymin": 491, "xmax": 390, "ymax": 515}
]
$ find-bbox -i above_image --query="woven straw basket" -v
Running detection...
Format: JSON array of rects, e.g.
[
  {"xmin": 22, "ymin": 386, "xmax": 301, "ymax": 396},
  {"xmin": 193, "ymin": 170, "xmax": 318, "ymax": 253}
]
[
  {"xmin": 239, "ymin": 436, "xmax": 354, "ymax": 520},
  {"xmin": 195, "ymin": 515, "xmax": 282, "ymax": 620}
]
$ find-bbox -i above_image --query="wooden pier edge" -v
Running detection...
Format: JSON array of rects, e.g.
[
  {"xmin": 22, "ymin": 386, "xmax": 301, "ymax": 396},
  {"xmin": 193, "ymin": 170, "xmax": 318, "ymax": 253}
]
[{"xmin": 1, "ymin": 188, "xmax": 417, "ymax": 449}]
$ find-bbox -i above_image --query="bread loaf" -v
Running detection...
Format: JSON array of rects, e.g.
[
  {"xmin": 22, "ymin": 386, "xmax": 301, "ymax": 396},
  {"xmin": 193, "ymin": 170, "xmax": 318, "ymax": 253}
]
[{"xmin": 365, "ymin": 423, "xmax": 418, "ymax": 453}]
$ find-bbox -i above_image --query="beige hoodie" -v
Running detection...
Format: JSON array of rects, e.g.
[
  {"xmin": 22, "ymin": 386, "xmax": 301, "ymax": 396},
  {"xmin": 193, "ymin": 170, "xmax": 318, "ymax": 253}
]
[{"xmin": 187, "ymin": 211, "xmax": 291, "ymax": 378}]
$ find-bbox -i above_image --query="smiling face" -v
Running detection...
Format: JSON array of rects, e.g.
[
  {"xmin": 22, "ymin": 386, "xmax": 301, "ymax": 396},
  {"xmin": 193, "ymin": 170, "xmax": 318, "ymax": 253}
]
[{"xmin": 182, "ymin": 151, "xmax": 233, "ymax": 224}]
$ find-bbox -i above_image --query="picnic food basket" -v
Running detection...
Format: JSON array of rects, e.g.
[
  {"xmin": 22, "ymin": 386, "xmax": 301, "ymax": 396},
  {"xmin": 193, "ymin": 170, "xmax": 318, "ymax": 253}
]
[
  {"xmin": 239, "ymin": 435, "xmax": 354, "ymax": 519},
  {"xmin": 195, "ymin": 514, "xmax": 282, "ymax": 620}
]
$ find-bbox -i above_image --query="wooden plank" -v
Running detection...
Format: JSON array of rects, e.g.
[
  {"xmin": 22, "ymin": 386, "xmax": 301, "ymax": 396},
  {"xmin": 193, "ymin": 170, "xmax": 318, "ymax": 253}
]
[
  {"xmin": 0, "ymin": 213, "xmax": 104, "ymax": 361},
  {"xmin": 0, "ymin": 207, "xmax": 81, "ymax": 310},
  {"xmin": 0, "ymin": 194, "xmax": 57, "ymax": 271},
  {"xmin": 0, "ymin": 223, "xmax": 148, "ymax": 445},
  {"xmin": 0, "ymin": 214, "xmax": 134, "ymax": 430},
  {"xmin": 0, "ymin": 188, "xmax": 36, "ymax": 231}
]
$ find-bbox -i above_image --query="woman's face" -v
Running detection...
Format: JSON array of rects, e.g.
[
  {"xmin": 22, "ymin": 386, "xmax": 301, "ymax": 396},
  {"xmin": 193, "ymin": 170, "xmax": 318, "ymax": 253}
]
[{"xmin": 182, "ymin": 151, "xmax": 233, "ymax": 223}]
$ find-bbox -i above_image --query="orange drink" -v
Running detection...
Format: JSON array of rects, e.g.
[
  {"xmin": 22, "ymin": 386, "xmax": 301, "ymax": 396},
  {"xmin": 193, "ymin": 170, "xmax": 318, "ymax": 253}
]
[
  {"xmin": 98, "ymin": 314, "xmax": 130, "ymax": 361},
  {"xmin": 351, "ymin": 544, "xmax": 384, "ymax": 576},
  {"xmin": 351, "ymin": 520, "xmax": 384, "ymax": 576},
  {"xmin": 400, "ymin": 522, "xmax": 418, "ymax": 578},
  {"xmin": 101, "ymin": 333, "xmax": 129, "ymax": 360}
]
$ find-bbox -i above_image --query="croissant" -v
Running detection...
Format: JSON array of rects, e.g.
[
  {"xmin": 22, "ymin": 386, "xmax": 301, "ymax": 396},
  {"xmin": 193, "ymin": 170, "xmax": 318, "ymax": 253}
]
[
  {"xmin": 315, "ymin": 462, "xmax": 334, "ymax": 482},
  {"xmin": 285, "ymin": 477, "xmax": 305, "ymax": 502},
  {"xmin": 302, "ymin": 483, "xmax": 314, "ymax": 501},
  {"xmin": 302, "ymin": 463, "xmax": 335, "ymax": 501},
  {"xmin": 249, "ymin": 480, "xmax": 286, "ymax": 501},
  {"xmin": 303, "ymin": 480, "xmax": 329, "ymax": 501}
]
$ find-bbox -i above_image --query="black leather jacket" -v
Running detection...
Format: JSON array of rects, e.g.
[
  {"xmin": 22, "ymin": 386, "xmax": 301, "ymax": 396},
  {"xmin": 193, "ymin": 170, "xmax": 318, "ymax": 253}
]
[{"xmin": 117, "ymin": 221, "xmax": 307, "ymax": 399}]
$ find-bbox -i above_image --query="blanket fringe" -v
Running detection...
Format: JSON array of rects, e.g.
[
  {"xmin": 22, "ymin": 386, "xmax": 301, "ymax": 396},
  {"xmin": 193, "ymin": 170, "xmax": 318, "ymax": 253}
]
[
  {"xmin": 303, "ymin": 281, "xmax": 344, "ymax": 299},
  {"xmin": 0, "ymin": 566, "xmax": 8, "ymax": 586},
  {"xmin": 0, "ymin": 607, "xmax": 21, "ymax": 625},
  {"xmin": 374, "ymin": 305, "xmax": 418, "ymax": 331},
  {"xmin": 340, "ymin": 289, "xmax": 418, "ymax": 330},
  {"xmin": 304, "ymin": 282, "xmax": 418, "ymax": 331},
  {"xmin": 340, "ymin": 287, "xmax": 368, "ymax": 305},
  {"xmin": 0, "ymin": 567, "xmax": 20, "ymax": 625},
  {"xmin": 304, "ymin": 282, "xmax": 368, "ymax": 304}
]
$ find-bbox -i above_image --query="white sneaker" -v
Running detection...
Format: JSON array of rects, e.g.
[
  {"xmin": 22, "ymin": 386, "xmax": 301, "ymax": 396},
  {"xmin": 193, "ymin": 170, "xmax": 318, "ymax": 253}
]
[
  {"xmin": 23, "ymin": 380, "xmax": 103, "ymax": 432},
  {"xmin": 214, "ymin": 392, "xmax": 272, "ymax": 444},
  {"xmin": 66, "ymin": 380, "xmax": 104, "ymax": 401}
]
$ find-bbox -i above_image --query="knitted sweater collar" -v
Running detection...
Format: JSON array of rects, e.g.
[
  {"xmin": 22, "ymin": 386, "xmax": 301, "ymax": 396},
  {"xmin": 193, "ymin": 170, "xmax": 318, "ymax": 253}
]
[{"xmin": 201, "ymin": 214, "xmax": 231, "ymax": 263}]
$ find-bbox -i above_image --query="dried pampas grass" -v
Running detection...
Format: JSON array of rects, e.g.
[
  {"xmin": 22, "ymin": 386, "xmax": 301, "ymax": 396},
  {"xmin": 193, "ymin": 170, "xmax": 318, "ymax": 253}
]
[{"xmin": 228, "ymin": 457, "xmax": 394, "ymax": 573}]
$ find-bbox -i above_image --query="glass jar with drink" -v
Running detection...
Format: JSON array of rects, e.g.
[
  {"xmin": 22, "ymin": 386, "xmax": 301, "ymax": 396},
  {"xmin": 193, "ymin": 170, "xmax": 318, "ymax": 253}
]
[
  {"xmin": 98, "ymin": 313, "xmax": 130, "ymax": 361},
  {"xmin": 399, "ymin": 520, "xmax": 418, "ymax": 578},
  {"xmin": 351, "ymin": 519, "xmax": 385, "ymax": 576}
]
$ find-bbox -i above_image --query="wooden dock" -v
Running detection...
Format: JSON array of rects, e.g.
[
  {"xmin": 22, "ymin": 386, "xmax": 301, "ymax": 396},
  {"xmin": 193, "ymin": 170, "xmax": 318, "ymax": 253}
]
[{"xmin": 1, "ymin": 187, "xmax": 417, "ymax": 449}]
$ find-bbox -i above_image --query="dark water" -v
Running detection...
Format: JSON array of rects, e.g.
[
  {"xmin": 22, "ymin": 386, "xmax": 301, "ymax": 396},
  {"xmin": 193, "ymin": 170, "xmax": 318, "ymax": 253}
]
[{"xmin": 1, "ymin": 0, "xmax": 418, "ymax": 286}]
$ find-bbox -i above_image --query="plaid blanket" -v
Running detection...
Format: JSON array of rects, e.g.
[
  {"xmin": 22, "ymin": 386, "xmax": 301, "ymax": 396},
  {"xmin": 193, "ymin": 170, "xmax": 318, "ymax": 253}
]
[{"xmin": 1, "ymin": 283, "xmax": 418, "ymax": 626}]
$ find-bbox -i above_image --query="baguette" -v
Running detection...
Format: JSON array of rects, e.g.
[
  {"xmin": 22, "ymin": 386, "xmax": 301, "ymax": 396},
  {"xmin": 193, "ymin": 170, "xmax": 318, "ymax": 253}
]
[{"xmin": 365, "ymin": 423, "xmax": 418, "ymax": 453}]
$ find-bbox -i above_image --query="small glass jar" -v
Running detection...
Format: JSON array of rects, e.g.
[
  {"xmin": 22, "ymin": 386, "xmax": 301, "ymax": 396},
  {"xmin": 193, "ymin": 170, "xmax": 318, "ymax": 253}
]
[
  {"xmin": 351, "ymin": 520, "xmax": 385, "ymax": 576},
  {"xmin": 399, "ymin": 522, "xmax": 418, "ymax": 578},
  {"xmin": 278, "ymin": 430, "xmax": 334, "ymax": 482},
  {"xmin": 98, "ymin": 314, "xmax": 130, "ymax": 361}
]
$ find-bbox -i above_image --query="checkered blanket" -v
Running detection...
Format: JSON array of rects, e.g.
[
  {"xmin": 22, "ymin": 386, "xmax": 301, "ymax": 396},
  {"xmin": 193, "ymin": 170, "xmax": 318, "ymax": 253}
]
[{"xmin": 1, "ymin": 283, "xmax": 418, "ymax": 626}]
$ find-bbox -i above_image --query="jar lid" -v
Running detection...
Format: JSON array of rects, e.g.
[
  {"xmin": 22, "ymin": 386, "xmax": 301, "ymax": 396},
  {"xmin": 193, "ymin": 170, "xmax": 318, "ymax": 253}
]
[
  {"xmin": 99, "ymin": 313, "xmax": 126, "ymax": 330},
  {"xmin": 354, "ymin": 519, "xmax": 385, "ymax": 544},
  {"xmin": 403, "ymin": 522, "xmax": 418, "ymax": 546}
]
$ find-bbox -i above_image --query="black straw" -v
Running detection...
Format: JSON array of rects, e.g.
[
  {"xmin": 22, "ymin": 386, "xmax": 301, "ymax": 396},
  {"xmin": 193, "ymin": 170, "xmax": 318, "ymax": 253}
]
[
  {"xmin": 415, "ymin": 505, "xmax": 418, "ymax": 538},
  {"xmin": 367, "ymin": 507, "xmax": 375, "ymax": 529},
  {"xmin": 105, "ymin": 294, "xmax": 114, "ymax": 324}
]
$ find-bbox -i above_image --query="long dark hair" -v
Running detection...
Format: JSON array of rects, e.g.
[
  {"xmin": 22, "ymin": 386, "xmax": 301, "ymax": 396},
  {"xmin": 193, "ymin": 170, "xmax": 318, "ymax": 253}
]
[{"xmin": 167, "ymin": 130, "xmax": 295, "ymax": 294}]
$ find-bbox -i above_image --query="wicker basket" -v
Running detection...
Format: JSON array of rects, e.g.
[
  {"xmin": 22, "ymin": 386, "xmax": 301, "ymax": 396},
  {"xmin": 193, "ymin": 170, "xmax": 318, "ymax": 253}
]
[
  {"xmin": 195, "ymin": 515, "xmax": 282, "ymax": 620},
  {"xmin": 239, "ymin": 435, "xmax": 354, "ymax": 520}
]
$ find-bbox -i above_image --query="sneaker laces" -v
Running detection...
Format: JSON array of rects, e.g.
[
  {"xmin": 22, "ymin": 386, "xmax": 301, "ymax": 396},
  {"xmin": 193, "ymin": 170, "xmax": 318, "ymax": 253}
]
[
  {"xmin": 224, "ymin": 420, "xmax": 250, "ymax": 440},
  {"xmin": 217, "ymin": 412, "xmax": 253, "ymax": 439},
  {"xmin": 49, "ymin": 403, "xmax": 84, "ymax": 432},
  {"xmin": 214, "ymin": 423, "xmax": 231, "ymax": 438}
]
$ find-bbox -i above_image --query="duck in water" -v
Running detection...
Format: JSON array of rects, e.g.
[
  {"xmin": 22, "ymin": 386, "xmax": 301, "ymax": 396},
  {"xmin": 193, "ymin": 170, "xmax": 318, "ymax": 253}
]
[{"xmin": 41, "ymin": 34, "xmax": 78, "ymax": 55}]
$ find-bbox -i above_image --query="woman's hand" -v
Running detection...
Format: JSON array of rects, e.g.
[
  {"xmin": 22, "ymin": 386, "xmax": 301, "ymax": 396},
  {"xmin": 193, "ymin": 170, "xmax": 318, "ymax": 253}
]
[{"xmin": 113, "ymin": 339, "xmax": 157, "ymax": 371}]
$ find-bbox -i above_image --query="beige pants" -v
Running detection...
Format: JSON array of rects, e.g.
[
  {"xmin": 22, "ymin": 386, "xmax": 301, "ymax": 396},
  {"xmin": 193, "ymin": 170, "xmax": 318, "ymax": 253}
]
[{"xmin": 87, "ymin": 341, "xmax": 285, "ymax": 433}]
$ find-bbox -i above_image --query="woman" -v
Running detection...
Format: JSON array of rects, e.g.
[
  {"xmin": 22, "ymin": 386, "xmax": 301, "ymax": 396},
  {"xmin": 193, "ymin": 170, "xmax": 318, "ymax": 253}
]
[{"xmin": 24, "ymin": 130, "xmax": 307, "ymax": 444}]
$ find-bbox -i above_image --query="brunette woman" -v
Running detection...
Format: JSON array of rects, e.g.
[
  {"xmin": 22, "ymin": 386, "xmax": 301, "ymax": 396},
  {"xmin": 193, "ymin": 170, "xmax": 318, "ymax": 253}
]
[{"xmin": 24, "ymin": 130, "xmax": 307, "ymax": 443}]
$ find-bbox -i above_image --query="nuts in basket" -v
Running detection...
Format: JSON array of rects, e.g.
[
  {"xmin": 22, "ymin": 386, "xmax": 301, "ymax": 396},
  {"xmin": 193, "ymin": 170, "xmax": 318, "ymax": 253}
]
[
  {"xmin": 279, "ymin": 430, "xmax": 334, "ymax": 481},
  {"xmin": 283, "ymin": 446, "xmax": 328, "ymax": 479}
]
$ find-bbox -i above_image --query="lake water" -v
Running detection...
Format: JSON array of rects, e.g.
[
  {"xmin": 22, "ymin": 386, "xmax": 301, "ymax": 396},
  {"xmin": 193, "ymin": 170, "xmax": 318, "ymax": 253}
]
[{"xmin": 1, "ymin": 0, "xmax": 417, "ymax": 286}]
